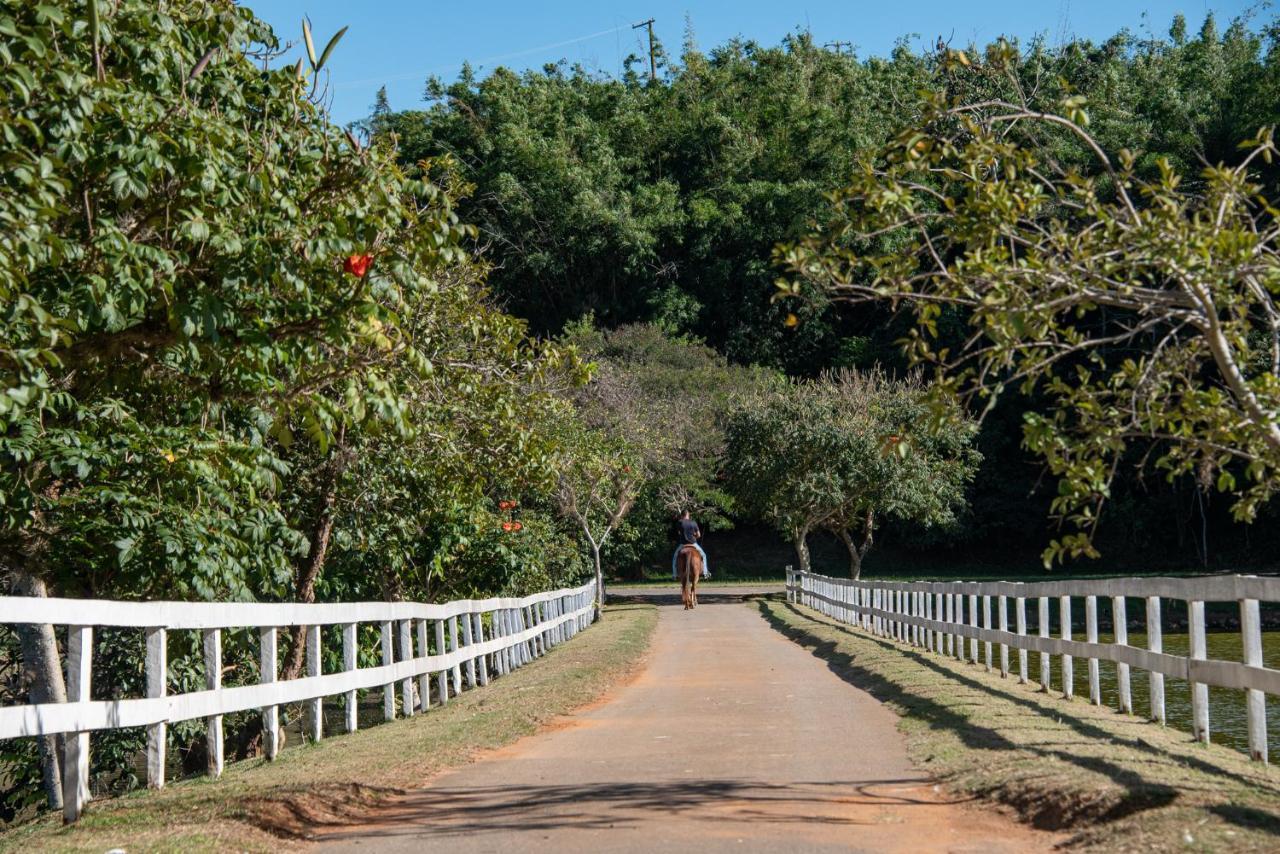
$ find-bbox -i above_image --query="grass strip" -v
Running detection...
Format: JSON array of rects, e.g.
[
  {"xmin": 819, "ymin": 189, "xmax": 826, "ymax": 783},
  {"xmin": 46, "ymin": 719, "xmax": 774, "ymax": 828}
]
[
  {"xmin": 1, "ymin": 602, "xmax": 657, "ymax": 854},
  {"xmin": 758, "ymin": 598, "xmax": 1280, "ymax": 852}
]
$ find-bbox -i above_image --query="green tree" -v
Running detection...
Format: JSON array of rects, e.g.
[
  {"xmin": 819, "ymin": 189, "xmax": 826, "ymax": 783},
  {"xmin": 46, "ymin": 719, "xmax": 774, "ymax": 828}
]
[
  {"xmin": 724, "ymin": 371, "xmax": 979, "ymax": 576},
  {"xmin": 782, "ymin": 40, "xmax": 1280, "ymax": 563}
]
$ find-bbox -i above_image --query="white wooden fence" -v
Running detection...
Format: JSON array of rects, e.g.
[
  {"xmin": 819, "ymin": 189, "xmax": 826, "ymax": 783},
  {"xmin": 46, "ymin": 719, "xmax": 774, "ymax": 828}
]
[
  {"xmin": 785, "ymin": 569, "xmax": 1277, "ymax": 763},
  {"xmin": 0, "ymin": 580, "xmax": 597, "ymax": 823}
]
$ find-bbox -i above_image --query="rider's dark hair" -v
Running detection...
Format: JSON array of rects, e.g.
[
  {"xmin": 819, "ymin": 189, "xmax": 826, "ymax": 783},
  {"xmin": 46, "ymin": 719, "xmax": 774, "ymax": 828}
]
[{"xmin": 680, "ymin": 509, "xmax": 691, "ymax": 518}]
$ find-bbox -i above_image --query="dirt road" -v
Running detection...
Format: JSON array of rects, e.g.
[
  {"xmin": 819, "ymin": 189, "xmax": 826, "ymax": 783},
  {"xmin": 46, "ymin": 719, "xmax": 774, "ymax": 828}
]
[{"xmin": 315, "ymin": 588, "xmax": 1055, "ymax": 853}]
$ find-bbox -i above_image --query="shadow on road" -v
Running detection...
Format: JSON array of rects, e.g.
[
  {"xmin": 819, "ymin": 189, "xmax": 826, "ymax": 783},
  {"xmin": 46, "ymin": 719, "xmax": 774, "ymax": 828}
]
[
  {"xmin": 757, "ymin": 599, "xmax": 1280, "ymax": 837},
  {"xmin": 316, "ymin": 777, "xmax": 965, "ymax": 842}
]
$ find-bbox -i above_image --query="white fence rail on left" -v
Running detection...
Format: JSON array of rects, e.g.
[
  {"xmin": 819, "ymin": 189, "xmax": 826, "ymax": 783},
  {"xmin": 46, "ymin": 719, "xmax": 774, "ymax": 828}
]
[{"xmin": 0, "ymin": 580, "xmax": 598, "ymax": 823}]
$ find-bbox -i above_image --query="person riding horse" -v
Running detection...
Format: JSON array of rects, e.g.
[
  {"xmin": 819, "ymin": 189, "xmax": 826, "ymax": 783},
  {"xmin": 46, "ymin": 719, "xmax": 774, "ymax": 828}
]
[{"xmin": 671, "ymin": 510, "xmax": 710, "ymax": 580}]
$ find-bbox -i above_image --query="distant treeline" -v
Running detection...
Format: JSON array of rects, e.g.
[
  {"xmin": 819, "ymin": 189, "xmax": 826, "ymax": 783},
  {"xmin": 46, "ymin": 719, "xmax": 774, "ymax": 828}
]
[{"xmin": 371, "ymin": 14, "xmax": 1280, "ymax": 572}]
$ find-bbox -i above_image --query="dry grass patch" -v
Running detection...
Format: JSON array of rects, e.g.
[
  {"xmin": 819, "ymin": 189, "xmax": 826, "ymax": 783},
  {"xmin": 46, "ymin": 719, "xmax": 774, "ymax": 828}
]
[
  {"xmin": 0, "ymin": 602, "xmax": 657, "ymax": 854},
  {"xmin": 758, "ymin": 598, "xmax": 1280, "ymax": 852}
]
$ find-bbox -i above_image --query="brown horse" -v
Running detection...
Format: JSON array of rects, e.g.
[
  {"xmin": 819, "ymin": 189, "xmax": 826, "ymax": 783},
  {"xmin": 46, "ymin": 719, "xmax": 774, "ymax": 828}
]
[{"xmin": 676, "ymin": 545, "xmax": 702, "ymax": 610}]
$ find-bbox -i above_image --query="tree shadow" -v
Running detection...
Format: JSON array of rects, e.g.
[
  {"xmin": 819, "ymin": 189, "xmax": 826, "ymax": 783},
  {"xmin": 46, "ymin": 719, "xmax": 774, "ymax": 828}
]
[
  {"xmin": 756, "ymin": 600, "xmax": 1190, "ymax": 830},
  {"xmin": 314, "ymin": 776, "xmax": 970, "ymax": 842}
]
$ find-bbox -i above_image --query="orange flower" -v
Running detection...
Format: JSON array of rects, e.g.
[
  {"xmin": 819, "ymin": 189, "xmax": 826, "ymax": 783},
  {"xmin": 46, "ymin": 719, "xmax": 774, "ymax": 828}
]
[
  {"xmin": 343, "ymin": 253, "xmax": 372, "ymax": 278},
  {"xmin": 784, "ymin": 313, "xmax": 799, "ymax": 328},
  {"xmin": 511, "ymin": 521, "xmax": 523, "ymax": 532},
  {"xmin": 501, "ymin": 521, "xmax": 514, "ymax": 532}
]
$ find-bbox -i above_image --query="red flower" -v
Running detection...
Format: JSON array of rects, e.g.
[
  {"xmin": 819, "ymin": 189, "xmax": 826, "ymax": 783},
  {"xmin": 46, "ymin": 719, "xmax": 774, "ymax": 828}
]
[
  {"xmin": 502, "ymin": 521, "xmax": 514, "ymax": 532},
  {"xmin": 498, "ymin": 499, "xmax": 517, "ymax": 511},
  {"xmin": 511, "ymin": 521, "xmax": 523, "ymax": 532},
  {"xmin": 343, "ymin": 253, "xmax": 372, "ymax": 278}
]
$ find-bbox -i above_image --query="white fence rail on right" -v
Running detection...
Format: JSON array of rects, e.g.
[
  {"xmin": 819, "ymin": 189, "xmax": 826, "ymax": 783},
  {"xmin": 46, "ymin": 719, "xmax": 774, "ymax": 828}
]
[{"xmin": 785, "ymin": 569, "xmax": 1278, "ymax": 763}]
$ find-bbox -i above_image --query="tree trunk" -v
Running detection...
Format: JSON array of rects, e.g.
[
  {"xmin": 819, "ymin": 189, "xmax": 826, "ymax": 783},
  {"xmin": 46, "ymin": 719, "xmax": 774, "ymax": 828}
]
[
  {"xmin": 592, "ymin": 545, "xmax": 605, "ymax": 621},
  {"xmin": 282, "ymin": 453, "xmax": 343, "ymax": 682},
  {"xmin": 792, "ymin": 526, "xmax": 812, "ymax": 573},
  {"xmin": 11, "ymin": 569, "xmax": 65, "ymax": 810},
  {"xmin": 835, "ymin": 509, "xmax": 875, "ymax": 581},
  {"xmin": 836, "ymin": 529, "xmax": 864, "ymax": 580}
]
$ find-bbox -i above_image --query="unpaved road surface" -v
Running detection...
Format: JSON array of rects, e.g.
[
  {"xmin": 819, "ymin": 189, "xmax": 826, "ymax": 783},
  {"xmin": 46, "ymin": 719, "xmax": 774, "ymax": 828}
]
[{"xmin": 315, "ymin": 587, "xmax": 1055, "ymax": 853}]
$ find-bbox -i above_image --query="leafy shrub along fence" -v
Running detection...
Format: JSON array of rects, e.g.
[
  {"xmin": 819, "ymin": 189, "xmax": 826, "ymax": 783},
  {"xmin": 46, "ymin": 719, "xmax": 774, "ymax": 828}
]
[
  {"xmin": 0, "ymin": 581, "xmax": 597, "ymax": 823},
  {"xmin": 785, "ymin": 569, "xmax": 1277, "ymax": 763}
]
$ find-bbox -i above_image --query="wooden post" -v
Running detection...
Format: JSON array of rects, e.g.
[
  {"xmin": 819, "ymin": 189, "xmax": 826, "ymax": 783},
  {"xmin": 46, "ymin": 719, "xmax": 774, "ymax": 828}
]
[
  {"xmin": 998, "ymin": 595, "xmax": 1009, "ymax": 678},
  {"xmin": 307, "ymin": 624, "xmax": 323, "ymax": 739},
  {"xmin": 1015, "ymin": 596, "xmax": 1028, "ymax": 684},
  {"xmin": 380, "ymin": 620, "xmax": 395, "ymax": 721},
  {"xmin": 943, "ymin": 593, "xmax": 953, "ymax": 656},
  {"xmin": 415, "ymin": 618, "xmax": 431, "ymax": 712},
  {"xmin": 1188, "ymin": 599, "xmax": 1209, "ymax": 743},
  {"xmin": 342, "ymin": 623, "xmax": 358, "ymax": 732},
  {"xmin": 1146, "ymin": 596, "xmax": 1165, "ymax": 725},
  {"xmin": 145, "ymin": 627, "xmax": 167, "ymax": 787},
  {"xmin": 435, "ymin": 619, "xmax": 449, "ymax": 704},
  {"xmin": 260, "ymin": 626, "xmax": 279, "ymax": 760},
  {"xmin": 1085, "ymin": 596, "xmax": 1100, "ymax": 705},
  {"xmin": 474, "ymin": 612, "xmax": 490, "ymax": 686},
  {"xmin": 925, "ymin": 591, "xmax": 934, "ymax": 652},
  {"xmin": 1112, "ymin": 597, "xmax": 1132, "ymax": 714},
  {"xmin": 1038, "ymin": 597, "xmax": 1051, "ymax": 691},
  {"xmin": 982, "ymin": 595, "xmax": 992, "ymax": 671},
  {"xmin": 62, "ymin": 626, "xmax": 92, "ymax": 822},
  {"xmin": 399, "ymin": 620, "xmax": 414, "ymax": 718},
  {"xmin": 449, "ymin": 615, "xmax": 463, "ymax": 693},
  {"xmin": 461, "ymin": 611, "xmax": 477, "ymax": 688},
  {"xmin": 1060, "ymin": 595, "xmax": 1074, "ymax": 699},
  {"xmin": 968, "ymin": 593, "xmax": 979, "ymax": 664},
  {"xmin": 202, "ymin": 628, "xmax": 223, "ymax": 778},
  {"xmin": 1240, "ymin": 597, "xmax": 1267, "ymax": 762}
]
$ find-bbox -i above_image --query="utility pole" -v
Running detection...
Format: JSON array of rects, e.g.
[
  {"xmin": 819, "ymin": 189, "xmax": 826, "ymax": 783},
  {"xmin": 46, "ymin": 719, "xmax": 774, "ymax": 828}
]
[
  {"xmin": 824, "ymin": 40, "xmax": 852, "ymax": 55},
  {"xmin": 633, "ymin": 18, "xmax": 656, "ymax": 82}
]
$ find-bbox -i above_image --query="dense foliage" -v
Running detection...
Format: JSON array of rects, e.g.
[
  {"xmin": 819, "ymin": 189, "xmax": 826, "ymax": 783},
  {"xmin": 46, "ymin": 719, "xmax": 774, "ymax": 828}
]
[
  {"xmin": 782, "ymin": 40, "xmax": 1280, "ymax": 564},
  {"xmin": 724, "ymin": 371, "xmax": 979, "ymax": 576},
  {"xmin": 0, "ymin": 0, "xmax": 588, "ymax": 819},
  {"xmin": 375, "ymin": 12, "xmax": 1280, "ymax": 571}
]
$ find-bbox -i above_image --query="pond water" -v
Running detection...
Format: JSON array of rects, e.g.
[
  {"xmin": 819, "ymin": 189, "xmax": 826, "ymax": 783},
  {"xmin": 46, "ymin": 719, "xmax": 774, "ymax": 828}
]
[{"xmin": 989, "ymin": 629, "xmax": 1280, "ymax": 757}]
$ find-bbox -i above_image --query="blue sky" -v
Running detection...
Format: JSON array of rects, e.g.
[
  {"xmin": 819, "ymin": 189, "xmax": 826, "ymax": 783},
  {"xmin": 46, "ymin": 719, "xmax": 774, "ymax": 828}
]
[{"xmin": 246, "ymin": 0, "xmax": 1253, "ymax": 125}]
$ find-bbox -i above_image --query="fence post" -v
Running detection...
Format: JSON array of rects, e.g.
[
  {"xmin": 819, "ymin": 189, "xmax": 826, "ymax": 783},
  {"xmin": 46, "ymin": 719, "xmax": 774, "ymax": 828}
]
[
  {"xmin": 1188, "ymin": 599, "xmax": 1209, "ymax": 743},
  {"xmin": 435, "ymin": 619, "xmax": 450, "ymax": 704},
  {"xmin": 307, "ymin": 624, "xmax": 324, "ymax": 738},
  {"xmin": 1112, "ymin": 597, "xmax": 1132, "ymax": 714},
  {"xmin": 998, "ymin": 595, "xmax": 1009, "ymax": 678},
  {"xmin": 1038, "ymin": 597, "xmax": 1051, "ymax": 691},
  {"xmin": 449, "ymin": 615, "xmax": 463, "ymax": 693},
  {"xmin": 1146, "ymin": 596, "xmax": 1165, "ymax": 725},
  {"xmin": 1060, "ymin": 595, "xmax": 1074, "ymax": 699},
  {"xmin": 1085, "ymin": 595, "xmax": 1100, "ymax": 705},
  {"xmin": 342, "ymin": 622, "xmax": 358, "ymax": 732},
  {"xmin": 62, "ymin": 626, "xmax": 92, "ymax": 822},
  {"xmin": 260, "ymin": 626, "xmax": 280, "ymax": 759},
  {"xmin": 943, "ymin": 593, "xmax": 953, "ymax": 656},
  {"xmin": 380, "ymin": 620, "xmax": 395, "ymax": 721},
  {"xmin": 1240, "ymin": 596, "xmax": 1268, "ymax": 762},
  {"xmin": 1015, "ymin": 595, "xmax": 1028, "ymax": 684},
  {"xmin": 461, "ymin": 611, "xmax": 478, "ymax": 688},
  {"xmin": 415, "ymin": 618, "xmax": 431, "ymax": 712},
  {"xmin": 146, "ymin": 626, "xmax": 168, "ymax": 787},
  {"xmin": 968, "ymin": 592, "xmax": 979, "ymax": 664},
  {"xmin": 474, "ymin": 612, "xmax": 490, "ymax": 686},
  {"xmin": 982, "ymin": 595, "xmax": 992, "ymax": 671},
  {"xmin": 202, "ymin": 627, "xmax": 223, "ymax": 778},
  {"xmin": 399, "ymin": 620, "xmax": 414, "ymax": 717}
]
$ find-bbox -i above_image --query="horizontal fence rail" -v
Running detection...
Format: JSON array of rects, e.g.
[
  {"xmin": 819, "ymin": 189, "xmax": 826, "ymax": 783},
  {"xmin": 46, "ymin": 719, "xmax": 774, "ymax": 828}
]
[
  {"xmin": 785, "ymin": 569, "xmax": 1276, "ymax": 764},
  {"xmin": 0, "ymin": 581, "xmax": 597, "ymax": 823}
]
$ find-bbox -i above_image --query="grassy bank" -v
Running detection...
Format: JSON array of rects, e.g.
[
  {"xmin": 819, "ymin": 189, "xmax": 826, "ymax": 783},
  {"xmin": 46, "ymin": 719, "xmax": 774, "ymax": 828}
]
[
  {"xmin": 758, "ymin": 598, "xmax": 1280, "ymax": 852},
  {"xmin": 1, "ymin": 602, "xmax": 657, "ymax": 854}
]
